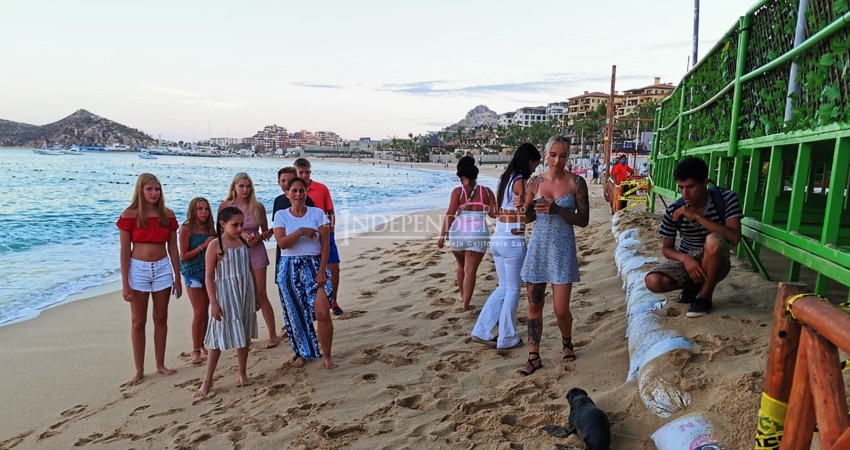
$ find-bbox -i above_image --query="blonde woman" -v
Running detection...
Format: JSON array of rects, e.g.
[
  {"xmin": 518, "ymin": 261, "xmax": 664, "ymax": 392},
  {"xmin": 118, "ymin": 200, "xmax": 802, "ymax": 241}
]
[
  {"xmin": 219, "ymin": 172, "xmax": 279, "ymax": 349},
  {"xmin": 117, "ymin": 173, "xmax": 181, "ymax": 385}
]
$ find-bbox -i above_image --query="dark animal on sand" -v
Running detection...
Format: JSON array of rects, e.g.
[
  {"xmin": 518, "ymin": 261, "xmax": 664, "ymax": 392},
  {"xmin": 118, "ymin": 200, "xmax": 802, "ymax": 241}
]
[{"xmin": 565, "ymin": 387, "xmax": 611, "ymax": 450}]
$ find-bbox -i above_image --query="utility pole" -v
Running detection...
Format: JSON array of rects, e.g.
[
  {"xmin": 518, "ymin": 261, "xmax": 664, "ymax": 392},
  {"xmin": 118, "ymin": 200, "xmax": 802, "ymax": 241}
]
[
  {"xmin": 603, "ymin": 65, "xmax": 617, "ymax": 170},
  {"xmin": 692, "ymin": 0, "xmax": 700, "ymax": 67}
]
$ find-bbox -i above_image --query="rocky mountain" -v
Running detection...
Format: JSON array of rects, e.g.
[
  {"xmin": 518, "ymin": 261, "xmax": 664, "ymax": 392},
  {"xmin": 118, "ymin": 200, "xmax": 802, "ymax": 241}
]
[
  {"xmin": 0, "ymin": 109, "xmax": 155, "ymax": 148},
  {"xmin": 445, "ymin": 105, "xmax": 499, "ymax": 131}
]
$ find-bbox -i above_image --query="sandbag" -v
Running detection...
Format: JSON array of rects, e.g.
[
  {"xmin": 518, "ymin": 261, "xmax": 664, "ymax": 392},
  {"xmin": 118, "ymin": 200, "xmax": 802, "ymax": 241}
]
[{"xmin": 651, "ymin": 413, "xmax": 723, "ymax": 449}]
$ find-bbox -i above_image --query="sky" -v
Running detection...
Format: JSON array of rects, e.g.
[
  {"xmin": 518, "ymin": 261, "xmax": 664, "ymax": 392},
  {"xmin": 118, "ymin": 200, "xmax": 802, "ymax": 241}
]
[{"xmin": 1, "ymin": 0, "xmax": 750, "ymax": 142}]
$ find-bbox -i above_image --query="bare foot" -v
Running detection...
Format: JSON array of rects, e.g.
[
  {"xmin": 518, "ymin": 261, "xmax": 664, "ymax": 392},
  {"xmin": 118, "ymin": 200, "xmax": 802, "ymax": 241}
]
[
  {"xmin": 157, "ymin": 366, "xmax": 177, "ymax": 376},
  {"xmin": 266, "ymin": 338, "xmax": 280, "ymax": 349},
  {"xmin": 190, "ymin": 351, "xmax": 203, "ymax": 365},
  {"xmin": 237, "ymin": 375, "xmax": 254, "ymax": 387},
  {"xmin": 200, "ymin": 347, "xmax": 208, "ymax": 356},
  {"xmin": 194, "ymin": 383, "xmax": 212, "ymax": 398},
  {"xmin": 291, "ymin": 356, "xmax": 306, "ymax": 368},
  {"xmin": 322, "ymin": 358, "xmax": 338, "ymax": 370},
  {"xmin": 123, "ymin": 372, "xmax": 144, "ymax": 387}
]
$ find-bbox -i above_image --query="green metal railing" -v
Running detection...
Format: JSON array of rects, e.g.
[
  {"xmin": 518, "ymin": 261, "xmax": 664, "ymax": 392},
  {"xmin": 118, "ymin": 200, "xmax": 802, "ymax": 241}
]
[{"xmin": 650, "ymin": 0, "xmax": 850, "ymax": 295}]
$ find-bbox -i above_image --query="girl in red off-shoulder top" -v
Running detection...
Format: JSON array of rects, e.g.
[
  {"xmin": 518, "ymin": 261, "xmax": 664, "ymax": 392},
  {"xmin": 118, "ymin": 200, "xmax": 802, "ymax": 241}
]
[{"xmin": 116, "ymin": 173, "xmax": 182, "ymax": 386}]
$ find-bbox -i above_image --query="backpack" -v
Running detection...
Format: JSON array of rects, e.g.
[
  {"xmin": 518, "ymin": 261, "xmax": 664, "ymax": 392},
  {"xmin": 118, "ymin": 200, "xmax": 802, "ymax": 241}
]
[{"xmin": 671, "ymin": 183, "xmax": 727, "ymax": 222}]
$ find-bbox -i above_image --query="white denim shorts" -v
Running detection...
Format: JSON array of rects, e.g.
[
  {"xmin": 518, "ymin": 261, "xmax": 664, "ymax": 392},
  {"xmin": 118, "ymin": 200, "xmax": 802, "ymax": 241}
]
[{"xmin": 129, "ymin": 256, "xmax": 174, "ymax": 293}]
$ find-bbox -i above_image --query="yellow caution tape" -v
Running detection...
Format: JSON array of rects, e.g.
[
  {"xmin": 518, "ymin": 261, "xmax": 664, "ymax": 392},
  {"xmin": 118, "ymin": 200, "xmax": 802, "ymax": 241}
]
[
  {"xmin": 785, "ymin": 293, "xmax": 827, "ymax": 320},
  {"xmin": 754, "ymin": 392, "xmax": 787, "ymax": 449}
]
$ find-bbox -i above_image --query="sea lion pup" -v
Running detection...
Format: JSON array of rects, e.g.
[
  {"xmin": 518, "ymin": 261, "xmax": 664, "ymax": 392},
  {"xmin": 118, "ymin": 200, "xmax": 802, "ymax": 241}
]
[{"xmin": 565, "ymin": 387, "xmax": 611, "ymax": 450}]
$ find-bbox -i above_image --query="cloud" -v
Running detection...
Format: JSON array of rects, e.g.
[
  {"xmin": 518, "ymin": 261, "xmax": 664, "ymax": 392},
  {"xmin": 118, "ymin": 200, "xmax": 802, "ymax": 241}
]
[
  {"xmin": 380, "ymin": 73, "xmax": 653, "ymax": 97},
  {"xmin": 143, "ymin": 85, "xmax": 204, "ymax": 98},
  {"xmin": 292, "ymin": 81, "xmax": 343, "ymax": 89}
]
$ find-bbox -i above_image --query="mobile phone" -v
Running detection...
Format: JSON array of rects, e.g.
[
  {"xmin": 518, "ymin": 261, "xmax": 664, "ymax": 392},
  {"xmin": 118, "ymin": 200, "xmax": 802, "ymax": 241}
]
[
  {"xmin": 172, "ymin": 287, "xmax": 181, "ymax": 299},
  {"xmin": 533, "ymin": 196, "xmax": 545, "ymax": 204}
]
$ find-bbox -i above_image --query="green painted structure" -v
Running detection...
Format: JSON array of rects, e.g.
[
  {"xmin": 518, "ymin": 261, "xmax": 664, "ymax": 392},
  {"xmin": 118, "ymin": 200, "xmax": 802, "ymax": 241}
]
[{"xmin": 650, "ymin": 0, "xmax": 850, "ymax": 295}]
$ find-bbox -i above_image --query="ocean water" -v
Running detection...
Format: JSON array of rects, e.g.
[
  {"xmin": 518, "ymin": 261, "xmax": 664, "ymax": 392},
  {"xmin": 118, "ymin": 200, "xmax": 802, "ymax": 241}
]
[{"xmin": 0, "ymin": 149, "xmax": 496, "ymax": 326}]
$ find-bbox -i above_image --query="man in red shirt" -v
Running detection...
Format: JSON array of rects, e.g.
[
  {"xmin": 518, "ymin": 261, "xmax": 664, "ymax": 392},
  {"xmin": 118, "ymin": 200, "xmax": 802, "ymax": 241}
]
[
  {"xmin": 609, "ymin": 154, "xmax": 634, "ymax": 209},
  {"xmin": 294, "ymin": 158, "xmax": 344, "ymax": 316}
]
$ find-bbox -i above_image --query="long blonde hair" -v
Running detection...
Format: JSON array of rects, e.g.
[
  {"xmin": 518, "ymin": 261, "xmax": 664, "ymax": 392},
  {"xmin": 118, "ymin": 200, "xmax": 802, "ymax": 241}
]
[
  {"xmin": 224, "ymin": 172, "xmax": 263, "ymax": 225},
  {"xmin": 129, "ymin": 173, "xmax": 169, "ymax": 228},
  {"xmin": 183, "ymin": 197, "xmax": 216, "ymax": 235}
]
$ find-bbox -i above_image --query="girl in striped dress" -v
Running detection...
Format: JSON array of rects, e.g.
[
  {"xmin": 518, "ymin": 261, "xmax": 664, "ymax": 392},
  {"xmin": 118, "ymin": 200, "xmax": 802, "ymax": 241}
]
[{"xmin": 195, "ymin": 206, "xmax": 258, "ymax": 398}]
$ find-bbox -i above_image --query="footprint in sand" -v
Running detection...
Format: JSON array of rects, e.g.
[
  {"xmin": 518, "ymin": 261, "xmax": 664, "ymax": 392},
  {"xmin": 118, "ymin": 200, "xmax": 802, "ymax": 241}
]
[
  {"xmin": 391, "ymin": 304, "xmax": 413, "ymax": 312},
  {"xmin": 175, "ymin": 378, "xmax": 202, "ymax": 389},
  {"xmin": 424, "ymin": 287, "xmax": 441, "ymax": 298},
  {"xmin": 427, "ymin": 310, "xmax": 446, "ymax": 320},
  {"xmin": 359, "ymin": 290, "xmax": 375, "ymax": 298},
  {"xmin": 336, "ymin": 310, "xmax": 367, "ymax": 319},
  {"xmin": 585, "ymin": 309, "xmax": 614, "ymax": 324},
  {"xmin": 429, "ymin": 296, "xmax": 455, "ymax": 306},
  {"xmin": 576, "ymin": 287, "xmax": 592, "ymax": 295},
  {"xmin": 73, "ymin": 433, "xmax": 103, "ymax": 447},
  {"xmin": 129, "ymin": 405, "xmax": 150, "ymax": 416},
  {"xmin": 378, "ymin": 275, "xmax": 400, "ymax": 284},
  {"xmin": 148, "ymin": 407, "xmax": 183, "ymax": 418},
  {"xmin": 324, "ymin": 424, "xmax": 367, "ymax": 440},
  {"xmin": 60, "ymin": 404, "xmax": 88, "ymax": 417},
  {"xmin": 395, "ymin": 394, "xmax": 423, "ymax": 410},
  {"xmin": 428, "ymin": 272, "xmax": 446, "ymax": 279},
  {"xmin": 358, "ymin": 373, "xmax": 377, "ymax": 383}
]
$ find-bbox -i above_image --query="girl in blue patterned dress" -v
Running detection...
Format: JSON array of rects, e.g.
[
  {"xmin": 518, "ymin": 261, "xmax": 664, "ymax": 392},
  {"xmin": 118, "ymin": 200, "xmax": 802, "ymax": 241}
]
[
  {"xmin": 273, "ymin": 177, "xmax": 337, "ymax": 370},
  {"xmin": 196, "ymin": 206, "xmax": 259, "ymax": 397},
  {"xmin": 517, "ymin": 136, "xmax": 590, "ymax": 376}
]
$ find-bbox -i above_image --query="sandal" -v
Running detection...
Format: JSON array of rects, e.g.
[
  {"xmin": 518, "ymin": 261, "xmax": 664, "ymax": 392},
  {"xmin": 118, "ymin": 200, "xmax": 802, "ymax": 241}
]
[
  {"xmin": 562, "ymin": 336, "xmax": 576, "ymax": 362},
  {"xmin": 517, "ymin": 352, "xmax": 543, "ymax": 376}
]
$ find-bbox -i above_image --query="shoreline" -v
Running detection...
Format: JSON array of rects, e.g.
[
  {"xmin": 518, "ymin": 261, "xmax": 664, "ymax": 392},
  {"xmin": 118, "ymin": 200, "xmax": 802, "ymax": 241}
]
[
  {"xmin": 0, "ymin": 156, "xmax": 500, "ymax": 330},
  {"xmin": 4, "ymin": 207, "xmax": 447, "ymax": 330}
]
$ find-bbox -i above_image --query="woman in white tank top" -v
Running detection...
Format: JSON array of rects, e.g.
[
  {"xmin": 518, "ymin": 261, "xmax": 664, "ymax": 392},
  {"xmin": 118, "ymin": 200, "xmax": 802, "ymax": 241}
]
[{"xmin": 471, "ymin": 144, "xmax": 541, "ymax": 349}]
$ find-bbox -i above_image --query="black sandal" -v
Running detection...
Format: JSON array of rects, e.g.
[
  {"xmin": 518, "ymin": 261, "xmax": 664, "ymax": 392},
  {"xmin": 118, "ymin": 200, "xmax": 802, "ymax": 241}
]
[
  {"xmin": 562, "ymin": 336, "xmax": 576, "ymax": 362},
  {"xmin": 518, "ymin": 352, "xmax": 543, "ymax": 376}
]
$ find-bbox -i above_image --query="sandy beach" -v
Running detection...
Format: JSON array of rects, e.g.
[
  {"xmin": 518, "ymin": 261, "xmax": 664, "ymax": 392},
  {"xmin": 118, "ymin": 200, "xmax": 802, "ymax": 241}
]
[{"xmin": 0, "ymin": 182, "xmax": 783, "ymax": 449}]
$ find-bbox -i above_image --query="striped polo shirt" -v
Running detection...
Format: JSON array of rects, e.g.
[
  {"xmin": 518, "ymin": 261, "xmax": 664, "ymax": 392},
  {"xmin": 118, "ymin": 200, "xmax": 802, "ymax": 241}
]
[{"xmin": 659, "ymin": 189, "xmax": 743, "ymax": 253}]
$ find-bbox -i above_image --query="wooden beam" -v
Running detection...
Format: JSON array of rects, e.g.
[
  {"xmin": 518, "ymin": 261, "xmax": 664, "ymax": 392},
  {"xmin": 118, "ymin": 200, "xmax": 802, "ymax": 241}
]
[
  {"xmin": 806, "ymin": 328, "xmax": 849, "ymax": 448},
  {"xmin": 781, "ymin": 328, "xmax": 815, "ymax": 449}
]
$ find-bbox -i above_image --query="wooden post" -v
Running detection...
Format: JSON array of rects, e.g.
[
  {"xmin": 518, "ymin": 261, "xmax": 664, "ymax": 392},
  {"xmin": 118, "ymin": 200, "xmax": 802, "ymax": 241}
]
[
  {"xmin": 781, "ymin": 328, "xmax": 816, "ymax": 449},
  {"xmin": 763, "ymin": 283, "xmax": 806, "ymax": 401},
  {"xmin": 758, "ymin": 283, "xmax": 806, "ymax": 448},
  {"xmin": 806, "ymin": 328, "xmax": 849, "ymax": 448}
]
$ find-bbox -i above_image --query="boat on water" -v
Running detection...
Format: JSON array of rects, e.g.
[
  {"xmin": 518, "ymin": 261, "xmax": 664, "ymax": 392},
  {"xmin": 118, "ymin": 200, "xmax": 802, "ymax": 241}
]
[
  {"xmin": 33, "ymin": 148, "xmax": 64, "ymax": 155},
  {"xmin": 138, "ymin": 151, "xmax": 157, "ymax": 160},
  {"xmin": 33, "ymin": 143, "xmax": 64, "ymax": 155},
  {"xmin": 61, "ymin": 145, "xmax": 84, "ymax": 155},
  {"xmin": 105, "ymin": 144, "xmax": 132, "ymax": 151}
]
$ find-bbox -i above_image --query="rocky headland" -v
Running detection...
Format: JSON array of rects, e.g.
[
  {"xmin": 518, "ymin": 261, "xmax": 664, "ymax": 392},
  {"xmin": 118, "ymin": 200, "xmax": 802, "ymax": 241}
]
[{"xmin": 0, "ymin": 109, "xmax": 155, "ymax": 148}]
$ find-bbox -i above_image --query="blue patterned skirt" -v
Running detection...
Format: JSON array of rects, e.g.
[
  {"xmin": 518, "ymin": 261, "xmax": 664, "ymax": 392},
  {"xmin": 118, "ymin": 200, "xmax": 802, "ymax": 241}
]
[{"xmin": 277, "ymin": 255, "xmax": 333, "ymax": 359}]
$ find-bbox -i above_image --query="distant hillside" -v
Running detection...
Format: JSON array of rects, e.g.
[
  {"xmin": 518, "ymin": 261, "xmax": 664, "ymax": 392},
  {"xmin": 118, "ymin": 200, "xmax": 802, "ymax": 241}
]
[
  {"xmin": 445, "ymin": 105, "xmax": 499, "ymax": 131},
  {"xmin": 0, "ymin": 109, "xmax": 155, "ymax": 148}
]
